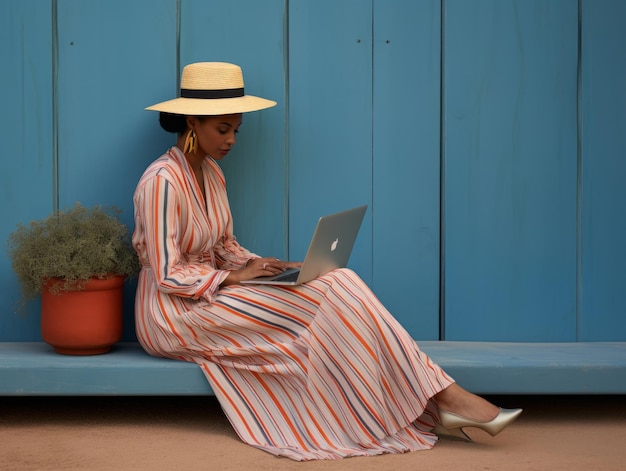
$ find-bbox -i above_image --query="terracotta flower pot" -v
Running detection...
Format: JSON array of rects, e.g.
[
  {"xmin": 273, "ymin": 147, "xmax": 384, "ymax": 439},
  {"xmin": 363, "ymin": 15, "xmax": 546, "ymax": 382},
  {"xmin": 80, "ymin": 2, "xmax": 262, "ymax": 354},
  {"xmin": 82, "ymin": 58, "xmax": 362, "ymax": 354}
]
[{"xmin": 40, "ymin": 275, "xmax": 125, "ymax": 355}]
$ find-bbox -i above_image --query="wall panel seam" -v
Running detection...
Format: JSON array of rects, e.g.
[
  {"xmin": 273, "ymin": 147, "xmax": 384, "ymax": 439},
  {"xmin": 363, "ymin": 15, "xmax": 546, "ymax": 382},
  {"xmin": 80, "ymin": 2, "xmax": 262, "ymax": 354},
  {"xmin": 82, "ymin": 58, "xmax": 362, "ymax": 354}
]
[
  {"xmin": 284, "ymin": 0, "xmax": 290, "ymax": 258},
  {"xmin": 576, "ymin": 0, "xmax": 583, "ymax": 342},
  {"xmin": 439, "ymin": 0, "xmax": 446, "ymax": 341},
  {"xmin": 52, "ymin": 0, "xmax": 59, "ymax": 212}
]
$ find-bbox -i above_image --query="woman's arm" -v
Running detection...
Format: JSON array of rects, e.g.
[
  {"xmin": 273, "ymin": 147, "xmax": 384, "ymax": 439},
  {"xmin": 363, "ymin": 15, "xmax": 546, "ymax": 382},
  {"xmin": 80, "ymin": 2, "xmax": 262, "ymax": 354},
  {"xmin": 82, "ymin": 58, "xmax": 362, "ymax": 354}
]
[{"xmin": 134, "ymin": 174, "xmax": 229, "ymax": 299}]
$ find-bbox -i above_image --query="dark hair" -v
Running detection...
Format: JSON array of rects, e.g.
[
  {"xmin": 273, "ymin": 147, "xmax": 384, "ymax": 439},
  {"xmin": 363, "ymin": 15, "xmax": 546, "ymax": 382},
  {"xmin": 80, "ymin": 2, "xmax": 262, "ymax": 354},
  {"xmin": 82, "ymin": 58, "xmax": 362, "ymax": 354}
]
[
  {"xmin": 158, "ymin": 113, "xmax": 211, "ymax": 134},
  {"xmin": 159, "ymin": 112, "xmax": 188, "ymax": 134}
]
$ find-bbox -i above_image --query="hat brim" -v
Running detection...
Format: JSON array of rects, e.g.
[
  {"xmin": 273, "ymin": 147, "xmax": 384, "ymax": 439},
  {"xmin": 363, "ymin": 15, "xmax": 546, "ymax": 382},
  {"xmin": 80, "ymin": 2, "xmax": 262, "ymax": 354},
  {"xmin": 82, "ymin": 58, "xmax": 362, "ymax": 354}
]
[{"xmin": 145, "ymin": 95, "xmax": 276, "ymax": 115}]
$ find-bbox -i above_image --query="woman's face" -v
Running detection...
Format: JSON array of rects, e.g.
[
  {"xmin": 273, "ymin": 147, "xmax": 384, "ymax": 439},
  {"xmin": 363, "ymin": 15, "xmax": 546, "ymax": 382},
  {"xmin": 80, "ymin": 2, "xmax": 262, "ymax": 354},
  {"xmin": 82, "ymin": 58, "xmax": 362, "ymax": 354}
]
[{"xmin": 190, "ymin": 114, "xmax": 242, "ymax": 160}]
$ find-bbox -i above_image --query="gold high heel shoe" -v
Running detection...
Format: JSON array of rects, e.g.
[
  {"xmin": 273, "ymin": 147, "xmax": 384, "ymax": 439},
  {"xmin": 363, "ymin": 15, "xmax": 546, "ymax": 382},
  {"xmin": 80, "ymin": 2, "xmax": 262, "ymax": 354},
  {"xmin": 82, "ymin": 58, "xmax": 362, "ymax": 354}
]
[{"xmin": 433, "ymin": 408, "xmax": 523, "ymax": 442}]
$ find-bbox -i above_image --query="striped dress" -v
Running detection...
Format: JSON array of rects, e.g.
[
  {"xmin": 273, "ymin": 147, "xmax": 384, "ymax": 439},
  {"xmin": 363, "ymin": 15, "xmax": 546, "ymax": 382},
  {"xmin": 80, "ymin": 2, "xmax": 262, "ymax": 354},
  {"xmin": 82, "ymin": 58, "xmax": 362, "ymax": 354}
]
[{"xmin": 132, "ymin": 147, "xmax": 454, "ymax": 460}]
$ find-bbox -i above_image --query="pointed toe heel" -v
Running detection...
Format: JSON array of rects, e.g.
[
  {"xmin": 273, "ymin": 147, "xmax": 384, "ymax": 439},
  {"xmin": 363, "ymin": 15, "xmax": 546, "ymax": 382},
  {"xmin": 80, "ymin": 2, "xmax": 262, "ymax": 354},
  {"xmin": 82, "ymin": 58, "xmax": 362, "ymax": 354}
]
[
  {"xmin": 431, "ymin": 423, "xmax": 473, "ymax": 442},
  {"xmin": 439, "ymin": 408, "xmax": 523, "ymax": 438}
]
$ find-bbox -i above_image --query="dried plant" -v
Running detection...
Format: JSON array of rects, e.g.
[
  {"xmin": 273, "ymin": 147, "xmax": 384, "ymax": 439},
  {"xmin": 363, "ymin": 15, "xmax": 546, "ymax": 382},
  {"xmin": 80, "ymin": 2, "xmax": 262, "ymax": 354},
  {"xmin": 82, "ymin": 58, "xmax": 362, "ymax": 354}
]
[{"xmin": 7, "ymin": 203, "xmax": 140, "ymax": 306}]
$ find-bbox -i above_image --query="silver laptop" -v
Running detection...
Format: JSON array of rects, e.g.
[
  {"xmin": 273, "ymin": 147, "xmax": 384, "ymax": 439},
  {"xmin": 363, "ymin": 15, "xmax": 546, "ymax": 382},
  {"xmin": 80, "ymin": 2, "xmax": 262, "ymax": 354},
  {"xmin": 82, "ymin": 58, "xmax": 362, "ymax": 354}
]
[{"xmin": 241, "ymin": 205, "xmax": 367, "ymax": 286}]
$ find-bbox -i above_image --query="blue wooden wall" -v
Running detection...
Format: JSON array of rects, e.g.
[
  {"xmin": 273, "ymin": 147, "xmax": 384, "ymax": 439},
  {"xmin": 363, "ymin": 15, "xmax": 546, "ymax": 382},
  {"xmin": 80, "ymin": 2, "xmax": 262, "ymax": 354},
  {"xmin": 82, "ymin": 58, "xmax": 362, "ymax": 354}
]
[
  {"xmin": 2, "ymin": 0, "xmax": 624, "ymax": 343},
  {"xmin": 579, "ymin": 0, "xmax": 626, "ymax": 341},
  {"xmin": 443, "ymin": 0, "xmax": 580, "ymax": 341}
]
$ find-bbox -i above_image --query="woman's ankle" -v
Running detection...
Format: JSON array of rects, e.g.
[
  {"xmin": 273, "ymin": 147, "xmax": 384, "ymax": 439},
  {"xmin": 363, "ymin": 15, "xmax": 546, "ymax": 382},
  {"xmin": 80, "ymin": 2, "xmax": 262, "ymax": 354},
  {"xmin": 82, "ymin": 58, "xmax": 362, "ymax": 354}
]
[{"xmin": 434, "ymin": 384, "xmax": 499, "ymax": 422}]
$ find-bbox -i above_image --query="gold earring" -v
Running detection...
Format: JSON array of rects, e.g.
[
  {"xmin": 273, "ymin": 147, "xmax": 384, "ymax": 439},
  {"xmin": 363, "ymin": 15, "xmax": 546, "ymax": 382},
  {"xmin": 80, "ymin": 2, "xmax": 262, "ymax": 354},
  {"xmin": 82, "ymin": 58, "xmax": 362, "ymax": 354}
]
[{"xmin": 183, "ymin": 129, "xmax": 197, "ymax": 154}]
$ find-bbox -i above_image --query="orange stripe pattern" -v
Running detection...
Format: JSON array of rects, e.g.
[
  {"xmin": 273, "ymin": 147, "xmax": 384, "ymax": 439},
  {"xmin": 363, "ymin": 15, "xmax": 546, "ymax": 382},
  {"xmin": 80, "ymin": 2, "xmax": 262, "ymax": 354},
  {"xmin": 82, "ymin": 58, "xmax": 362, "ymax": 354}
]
[{"xmin": 133, "ymin": 148, "xmax": 454, "ymax": 460}]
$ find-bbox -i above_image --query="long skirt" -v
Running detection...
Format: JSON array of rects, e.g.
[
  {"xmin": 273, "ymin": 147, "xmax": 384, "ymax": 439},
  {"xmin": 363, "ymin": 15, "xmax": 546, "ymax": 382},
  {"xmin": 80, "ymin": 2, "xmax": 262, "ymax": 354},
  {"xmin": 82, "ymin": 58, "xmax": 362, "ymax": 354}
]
[{"xmin": 135, "ymin": 268, "xmax": 454, "ymax": 460}]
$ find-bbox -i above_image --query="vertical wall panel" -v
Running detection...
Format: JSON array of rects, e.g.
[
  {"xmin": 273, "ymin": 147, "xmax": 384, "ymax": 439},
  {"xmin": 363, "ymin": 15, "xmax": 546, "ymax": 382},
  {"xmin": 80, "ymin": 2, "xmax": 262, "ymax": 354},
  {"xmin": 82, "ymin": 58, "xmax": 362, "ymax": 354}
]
[
  {"xmin": 289, "ymin": 0, "xmax": 373, "ymax": 282},
  {"xmin": 443, "ymin": 0, "xmax": 579, "ymax": 341},
  {"xmin": 580, "ymin": 0, "xmax": 626, "ymax": 341},
  {"xmin": 181, "ymin": 0, "xmax": 288, "ymax": 259},
  {"xmin": 57, "ymin": 0, "xmax": 177, "ymax": 339},
  {"xmin": 373, "ymin": 0, "xmax": 441, "ymax": 340},
  {"xmin": 0, "ymin": 0, "xmax": 54, "ymax": 340},
  {"xmin": 57, "ymin": 0, "xmax": 176, "ymax": 216}
]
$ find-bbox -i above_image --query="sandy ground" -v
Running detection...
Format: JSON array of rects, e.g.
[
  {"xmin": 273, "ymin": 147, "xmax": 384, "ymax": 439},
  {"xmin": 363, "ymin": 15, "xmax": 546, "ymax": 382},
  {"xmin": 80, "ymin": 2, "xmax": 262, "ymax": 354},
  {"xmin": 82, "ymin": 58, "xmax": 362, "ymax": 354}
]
[{"xmin": 1, "ymin": 395, "xmax": 625, "ymax": 471}]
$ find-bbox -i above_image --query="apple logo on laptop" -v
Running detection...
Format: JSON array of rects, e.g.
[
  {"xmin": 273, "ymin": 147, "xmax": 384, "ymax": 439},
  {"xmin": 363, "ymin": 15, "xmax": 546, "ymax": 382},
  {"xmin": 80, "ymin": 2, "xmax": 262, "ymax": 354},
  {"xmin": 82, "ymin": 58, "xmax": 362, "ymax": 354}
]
[{"xmin": 331, "ymin": 238, "xmax": 339, "ymax": 252}]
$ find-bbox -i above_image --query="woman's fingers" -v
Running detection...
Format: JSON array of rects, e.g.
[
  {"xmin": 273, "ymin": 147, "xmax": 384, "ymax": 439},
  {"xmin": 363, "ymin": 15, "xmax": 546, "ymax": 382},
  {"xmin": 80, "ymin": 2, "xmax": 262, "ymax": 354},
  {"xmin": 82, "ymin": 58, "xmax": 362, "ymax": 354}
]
[{"xmin": 255, "ymin": 257, "xmax": 285, "ymax": 275}]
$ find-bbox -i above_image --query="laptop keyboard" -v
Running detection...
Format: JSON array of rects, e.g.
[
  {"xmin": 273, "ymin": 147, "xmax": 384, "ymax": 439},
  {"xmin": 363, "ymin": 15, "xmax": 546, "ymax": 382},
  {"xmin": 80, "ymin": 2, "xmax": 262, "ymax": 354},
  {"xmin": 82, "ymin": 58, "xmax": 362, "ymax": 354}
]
[{"xmin": 274, "ymin": 270, "xmax": 300, "ymax": 282}]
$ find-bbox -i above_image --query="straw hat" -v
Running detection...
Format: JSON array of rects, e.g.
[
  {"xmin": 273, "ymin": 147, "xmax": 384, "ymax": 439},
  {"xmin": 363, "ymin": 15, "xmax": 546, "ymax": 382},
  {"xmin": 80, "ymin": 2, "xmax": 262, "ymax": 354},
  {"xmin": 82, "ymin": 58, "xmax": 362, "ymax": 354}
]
[{"xmin": 146, "ymin": 62, "xmax": 276, "ymax": 115}]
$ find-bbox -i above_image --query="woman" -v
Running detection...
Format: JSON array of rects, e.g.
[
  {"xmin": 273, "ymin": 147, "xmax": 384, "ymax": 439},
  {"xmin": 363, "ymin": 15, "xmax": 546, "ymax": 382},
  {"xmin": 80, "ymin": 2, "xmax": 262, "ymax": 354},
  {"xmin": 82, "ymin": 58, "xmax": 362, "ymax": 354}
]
[{"xmin": 133, "ymin": 62, "xmax": 521, "ymax": 461}]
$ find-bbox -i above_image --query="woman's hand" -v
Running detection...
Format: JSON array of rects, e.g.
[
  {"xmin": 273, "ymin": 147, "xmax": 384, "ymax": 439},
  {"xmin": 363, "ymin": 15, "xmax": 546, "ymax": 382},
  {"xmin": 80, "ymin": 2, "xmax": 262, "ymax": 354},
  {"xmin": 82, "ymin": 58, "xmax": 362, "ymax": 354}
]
[{"xmin": 221, "ymin": 257, "xmax": 302, "ymax": 286}]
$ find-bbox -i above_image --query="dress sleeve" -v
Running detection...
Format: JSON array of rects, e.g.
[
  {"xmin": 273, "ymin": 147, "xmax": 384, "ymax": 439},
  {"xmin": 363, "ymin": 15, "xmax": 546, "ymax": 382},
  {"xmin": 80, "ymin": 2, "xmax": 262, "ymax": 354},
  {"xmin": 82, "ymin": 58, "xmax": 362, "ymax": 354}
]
[
  {"xmin": 213, "ymin": 233, "xmax": 259, "ymax": 271},
  {"xmin": 133, "ymin": 173, "xmax": 229, "ymax": 300},
  {"xmin": 204, "ymin": 157, "xmax": 259, "ymax": 270}
]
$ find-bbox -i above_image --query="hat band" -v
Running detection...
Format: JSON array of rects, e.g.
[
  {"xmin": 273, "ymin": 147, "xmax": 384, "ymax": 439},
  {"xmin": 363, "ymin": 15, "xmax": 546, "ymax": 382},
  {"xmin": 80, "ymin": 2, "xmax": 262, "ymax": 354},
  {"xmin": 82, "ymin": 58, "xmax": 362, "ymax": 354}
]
[{"xmin": 180, "ymin": 87, "xmax": 244, "ymax": 99}]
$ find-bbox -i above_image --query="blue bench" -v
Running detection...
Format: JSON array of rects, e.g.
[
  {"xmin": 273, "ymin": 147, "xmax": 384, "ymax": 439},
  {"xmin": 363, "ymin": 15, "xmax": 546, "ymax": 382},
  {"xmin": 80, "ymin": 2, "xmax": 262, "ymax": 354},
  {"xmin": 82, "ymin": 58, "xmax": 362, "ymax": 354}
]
[{"xmin": 1, "ymin": 341, "xmax": 625, "ymax": 395}]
